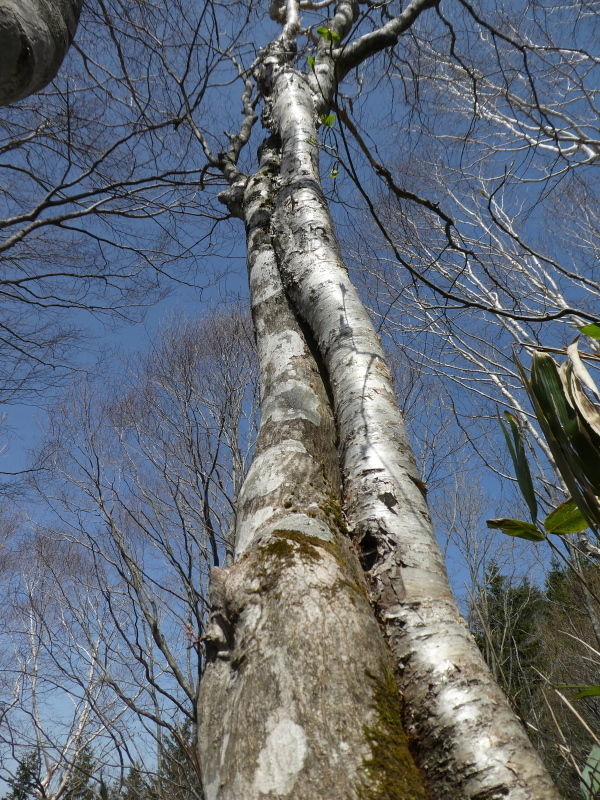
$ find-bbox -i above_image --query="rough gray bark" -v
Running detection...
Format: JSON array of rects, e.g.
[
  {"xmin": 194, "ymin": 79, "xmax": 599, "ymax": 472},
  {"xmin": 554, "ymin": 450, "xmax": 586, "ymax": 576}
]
[
  {"xmin": 198, "ymin": 144, "xmax": 428, "ymax": 800},
  {"xmin": 0, "ymin": 0, "xmax": 83, "ymax": 105}
]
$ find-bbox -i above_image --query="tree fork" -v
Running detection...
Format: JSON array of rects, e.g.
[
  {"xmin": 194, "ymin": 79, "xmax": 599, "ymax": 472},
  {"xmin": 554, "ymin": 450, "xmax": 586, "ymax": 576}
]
[{"xmin": 198, "ymin": 141, "xmax": 428, "ymax": 800}]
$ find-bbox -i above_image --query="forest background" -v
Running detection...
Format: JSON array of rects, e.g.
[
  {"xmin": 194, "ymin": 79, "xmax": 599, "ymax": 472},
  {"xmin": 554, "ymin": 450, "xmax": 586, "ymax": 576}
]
[{"xmin": 0, "ymin": 0, "xmax": 599, "ymax": 799}]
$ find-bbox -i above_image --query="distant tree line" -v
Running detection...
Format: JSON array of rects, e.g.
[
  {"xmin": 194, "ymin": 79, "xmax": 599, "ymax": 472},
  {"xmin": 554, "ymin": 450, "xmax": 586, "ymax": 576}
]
[
  {"xmin": 2, "ymin": 727, "xmax": 204, "ymax": 800},
  {"xmin": 474, "ymin": 560, "xmax": 600, "ymax": 799}
]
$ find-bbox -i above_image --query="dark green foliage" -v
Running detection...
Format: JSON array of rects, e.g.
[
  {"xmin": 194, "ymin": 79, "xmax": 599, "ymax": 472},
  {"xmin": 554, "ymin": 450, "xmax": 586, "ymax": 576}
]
[
  {"xmin": 153, "ymin": 724, "xmax": 203, "ymax": 800},
  {"xmin": 474, "ymin": 561, "xmax": 600, "ymax": 798},
  {"xmin": 106, "ymin": 727, "xmax": 203, "ymax": 800},
  {"xmin": 3, "ymin": 752, "xmax": 40, "ymax": 800},
  {"xmin": 63, "ymin": 746, "xmax": 97, "ymax": 800},
  {"xmin": 473, "ymin": 562, "xmax": 546, "ymax": 714},
  {"xmin": 545, "ymin": 559, "xmax": 580, "ymax": 607},
  {"xmin": 118, "ymin": 765, "xmax": 148, "ymax": 800}
]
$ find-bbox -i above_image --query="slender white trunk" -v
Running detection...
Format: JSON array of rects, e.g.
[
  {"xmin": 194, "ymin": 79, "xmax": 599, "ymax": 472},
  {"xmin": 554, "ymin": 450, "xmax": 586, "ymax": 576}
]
[
  {"xmin": 269, "ymin": 69, "xmax": 561, "ymax": 800},
  {"xmin": 198, "ymin": 142, "xmax": 427, "ymax": 800},
  {"xmin": 0, "ymin": 0, "xmax": 82, "ymax": 104}
]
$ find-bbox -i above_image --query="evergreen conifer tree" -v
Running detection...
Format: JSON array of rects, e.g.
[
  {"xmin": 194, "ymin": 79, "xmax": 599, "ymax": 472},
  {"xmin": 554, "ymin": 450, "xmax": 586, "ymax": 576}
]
[{"xmin": 3, "ymin": 752, "xmax": 40, "ymax": 800}]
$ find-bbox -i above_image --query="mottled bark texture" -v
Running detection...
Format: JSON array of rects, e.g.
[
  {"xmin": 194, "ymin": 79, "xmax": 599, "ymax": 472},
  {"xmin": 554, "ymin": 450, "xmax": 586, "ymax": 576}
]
[
  {"xmin": 198, "ymin": 147, "xmax": 428, "ymax": 800},
  {"xmin": 0, "ymin": 0, "xmax": 82, "ymax": 104}
]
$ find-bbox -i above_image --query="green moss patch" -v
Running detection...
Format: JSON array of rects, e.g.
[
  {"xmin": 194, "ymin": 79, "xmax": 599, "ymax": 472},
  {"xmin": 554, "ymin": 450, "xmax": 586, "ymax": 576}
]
[
  {"xmin": 250, "ymin": 530, "xmax": 326, "ymax": 593},
  {"xmin": 270, "ymin": 529, "xmax": 324, "ymax": 562},
  {"xmin": 357, "ymin": 670, "xmax": 428, "ymax": 800},
  {"xmin": 262, "ymin": 537, "xmax": 295, "ymax": 560},
  {"xmin": 252, "ymin": 529, "xmax": 372, "ymax": 608}
]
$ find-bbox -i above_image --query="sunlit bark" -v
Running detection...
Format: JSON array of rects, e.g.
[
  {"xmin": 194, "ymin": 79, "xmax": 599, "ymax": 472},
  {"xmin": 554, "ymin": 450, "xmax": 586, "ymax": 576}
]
[
  {"xmin": 192, "ymin": 0, "xmax": 567, "ymax": 793},
  {"xmin": 198, "ymin": 141, "xmax": 427, "ymax": 800},
  {"xmin": 264, "ymin": 65, "xmax": 561, "ymax": 800}
]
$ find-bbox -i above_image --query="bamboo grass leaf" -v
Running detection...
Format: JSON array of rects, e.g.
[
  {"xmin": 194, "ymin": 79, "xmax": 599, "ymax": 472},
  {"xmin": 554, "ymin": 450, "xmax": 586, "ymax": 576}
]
[
  {"xmin": 574, "ymin": 687, "xmax": 600, "ymax": 699},
  {"xmin": 568, "ymin": 371, "xmax": 600, "ymax": 444},
  {"xmin": 578, "ymin": 323, "xmax": 600, "ymax": 340},
  {"xmin": 486, "ymin": 518, "xmax": 546, "ymax": 541},
  {"xmin": 543, "ymin": 499, "xmax": 589, "ymax": 534},
  {"xmin": 531, "ymin": 352, "xmax": 578, "ymax": 438},
  {"xmin": 567, "ymin": 339, "xmax": 600, "ymax": 400},
  {"xmin": 529, "ymin": 353, "xmax": 600, "ymax": 526},
  {"xmin": 581, "ymin": 744, "xmax": 600, "ymax": 800},
  {"xmin": 499, "ymin": 411, "xmax": 538, "ymax": 522},
  {"xmin": 558, "ymin": 684, "xmax": 600, "ymax": 697}
]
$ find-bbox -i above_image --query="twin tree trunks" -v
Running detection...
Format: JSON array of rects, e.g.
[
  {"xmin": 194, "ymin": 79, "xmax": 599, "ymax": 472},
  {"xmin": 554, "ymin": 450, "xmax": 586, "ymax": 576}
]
[
  {"xmin": 198, "ymin": 64, "xmax": 561, "ymax": 800},
  {"xmin": 2, "ymin": 0, "xmax": 563, "ymax": 797}
]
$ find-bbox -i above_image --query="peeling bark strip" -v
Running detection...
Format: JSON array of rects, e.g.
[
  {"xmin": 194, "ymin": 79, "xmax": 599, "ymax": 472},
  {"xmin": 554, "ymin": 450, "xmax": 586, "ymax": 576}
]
[
  {"xmin": 269, "ymin": 71, "xmax": 561, "ymax": 800},
  {"xmin": 0, "ymin": 0, "xmax": 83, "ymax": 105},
  {"xmin": 198, "ymin": 146, "xmax": 427, "ymax": 800}
]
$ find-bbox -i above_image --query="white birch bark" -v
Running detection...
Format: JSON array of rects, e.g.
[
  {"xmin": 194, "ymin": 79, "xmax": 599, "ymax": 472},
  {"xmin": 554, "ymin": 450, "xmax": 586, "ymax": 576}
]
[
  {"xmin": 198, "ymin": 142, "xmax": 427, "ymax": 800},
  {"xmin": 268, "ymin": 68, "xmax": 562, "ymax": 800},
  {"xmin": 0, "ymin": 0, "xmax": 82, "ymax": 105}
]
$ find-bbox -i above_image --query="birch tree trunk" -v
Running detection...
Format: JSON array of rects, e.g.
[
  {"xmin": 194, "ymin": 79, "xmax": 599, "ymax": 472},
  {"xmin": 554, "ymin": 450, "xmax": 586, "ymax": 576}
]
[
  {"xmin": 0, "ymin": 0, "xmax": 82, "ymax": 104},
  {"xmin": 198, "ymin": 7, "xmax": 563, "ymax": 795},
  {"xmin": 266, "ymin": 66, "xmax": 561, "ymax": 800}
]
